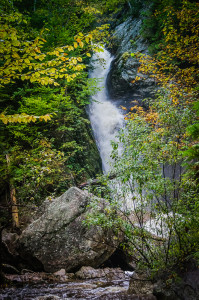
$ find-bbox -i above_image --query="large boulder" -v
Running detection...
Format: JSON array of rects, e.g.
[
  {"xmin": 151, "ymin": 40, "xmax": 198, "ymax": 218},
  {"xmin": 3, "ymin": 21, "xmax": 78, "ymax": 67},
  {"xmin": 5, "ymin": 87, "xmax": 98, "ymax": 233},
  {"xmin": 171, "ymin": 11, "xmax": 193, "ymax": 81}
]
[{"xmin": 18, "ymin": 187, "xmax": 121, "ymax": 273}]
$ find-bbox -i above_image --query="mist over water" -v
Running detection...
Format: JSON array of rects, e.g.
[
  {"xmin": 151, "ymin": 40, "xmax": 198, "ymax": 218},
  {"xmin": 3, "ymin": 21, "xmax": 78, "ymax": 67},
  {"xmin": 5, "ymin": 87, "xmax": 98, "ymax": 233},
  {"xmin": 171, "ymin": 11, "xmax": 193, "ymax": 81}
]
[{"xmin": 88, "ymin": 48, "xmax": 124, "ymax": 173}]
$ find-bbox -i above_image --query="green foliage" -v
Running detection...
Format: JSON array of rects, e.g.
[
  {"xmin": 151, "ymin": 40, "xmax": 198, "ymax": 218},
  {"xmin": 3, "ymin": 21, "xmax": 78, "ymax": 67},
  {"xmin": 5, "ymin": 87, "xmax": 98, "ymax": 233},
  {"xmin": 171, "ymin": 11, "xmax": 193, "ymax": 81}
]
[
  {"xmin": 0, "ymin": 74, "xmax": 102, "ymax": 205},
  {"xmin": 140, "ymin": 0, "xmax": 193, "ymax": 54},
  {"xmin": 182, "ymin": 101, "xmax": 199, "ymax": 181},
  {"xmin": 0, "ymin": 0, "xmax": 105, "ymax": 224},
  {"xmin": 7, "ymin": 140, "xmax": 67, "ymax": 203}
]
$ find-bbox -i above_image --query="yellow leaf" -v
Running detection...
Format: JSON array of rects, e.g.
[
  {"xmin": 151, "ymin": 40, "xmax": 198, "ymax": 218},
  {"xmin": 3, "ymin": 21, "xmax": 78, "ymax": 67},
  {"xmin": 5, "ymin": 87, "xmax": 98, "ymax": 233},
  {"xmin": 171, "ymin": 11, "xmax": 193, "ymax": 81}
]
[
  {"xmin": 56, "ymin": 47, "xmax": 64, "ymax": 52},
  {"xmin": 1, "ymin": 118, "xmax": 8, "ymax": 124},
  {"xmin": 86, "ymin": 53, "xmax": 91, "ymax": 57},
  {"xmin": 43, "ymin": 114, "xmax": 51, "ymax": 122},
  {"xmin": 35, "ymin": 72, "xmax": 40, "ymax": 77},
  {"xmin": 12, "ymin": 53, "xmax": 20, "ymax": 59},
  {"xmin": 68, "ymin": 46, "xmax": 74, "ymax": 51}
]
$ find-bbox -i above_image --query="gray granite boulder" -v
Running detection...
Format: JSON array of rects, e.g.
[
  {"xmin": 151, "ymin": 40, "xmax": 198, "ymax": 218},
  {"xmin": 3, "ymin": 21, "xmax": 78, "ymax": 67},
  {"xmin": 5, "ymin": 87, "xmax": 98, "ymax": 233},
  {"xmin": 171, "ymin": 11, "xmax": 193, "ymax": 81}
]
[{"xmin": 18, "ymin": 187, "xmax": 121, "ymax": 273}]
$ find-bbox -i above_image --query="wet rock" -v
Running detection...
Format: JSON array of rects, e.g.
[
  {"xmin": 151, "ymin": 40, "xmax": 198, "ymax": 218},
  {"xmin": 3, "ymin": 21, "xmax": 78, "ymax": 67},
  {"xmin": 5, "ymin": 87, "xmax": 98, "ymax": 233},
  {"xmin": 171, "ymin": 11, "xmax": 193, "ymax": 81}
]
[
  {"xmin": 5, "ymin": 272, "xmax": 48, "ymax": 283},
  {"xmin": 107, "ymin": 17, "xmax": 156, "ymax": 107},
  {"xmin": 18, "ymin": 187, "xmax": 122, "ymax": 273},
  {"xmin": 5, "ymin": 271, "xmax": 74, "ymax": 283},
  {"xmin": 128, "ymin": 272, "xmax": 156, "ymax": 299},
  {"xmin": 1, "ymin": 229, "xmax": 34, "ymax": 271},
  {"xmin": 98, "ymin": 294, "xmax": 156, "ymax": 300},
  {"xmin": 53, "ymin": 269, "xmax": 66, "ymax": 276},
  {"xmin": 153, "ymin": 283, "xmax": 179, "ymax": 300},
  {"xmin": 35, "ymin": 296, "xmax": 61, "ymax": 300},
  {"xmin": 21, "ymin": 268, "xmax": 35, "ymax": 274},
  {"xmin": 75, "ymin": 266, "xmax": 125, "ymax": 280},
  {"xmin": 153, "ymin": 269, "xmax": 199, "ymax": 300},
  {"xmin": 2, "ymin": 230, "xmax": 19, "ymax": 257}
]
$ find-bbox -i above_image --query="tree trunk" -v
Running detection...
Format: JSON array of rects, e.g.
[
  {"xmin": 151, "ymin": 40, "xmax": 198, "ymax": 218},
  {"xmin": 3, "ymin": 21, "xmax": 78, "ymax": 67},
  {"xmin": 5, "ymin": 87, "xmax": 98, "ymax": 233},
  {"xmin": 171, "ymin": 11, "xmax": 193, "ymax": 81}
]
[
  {"xmin": 6, "ymin": 155, "xmax": 19, "ymax": 229},
  {"xmin": 10, "ymin": 187, "xmax": 19, "ymax": 229}
]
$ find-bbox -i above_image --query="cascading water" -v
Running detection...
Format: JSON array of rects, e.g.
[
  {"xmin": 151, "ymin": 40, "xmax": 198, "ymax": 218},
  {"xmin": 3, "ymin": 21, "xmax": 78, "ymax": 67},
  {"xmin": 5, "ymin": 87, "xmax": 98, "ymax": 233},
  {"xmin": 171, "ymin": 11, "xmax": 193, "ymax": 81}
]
[
  {"xmin": 88, "ymin": 48, "xmax": 140, "ymax": 211},
  {"xmin": 88, "ymin": 48, "xmax": 124, "ymax": 174}
]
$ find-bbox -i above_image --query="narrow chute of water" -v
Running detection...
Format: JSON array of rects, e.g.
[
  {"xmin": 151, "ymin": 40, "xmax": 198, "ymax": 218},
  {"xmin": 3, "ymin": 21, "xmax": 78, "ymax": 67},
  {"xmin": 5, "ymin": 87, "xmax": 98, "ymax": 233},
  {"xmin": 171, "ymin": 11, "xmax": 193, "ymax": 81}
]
[{"xmin": 88, "ymin": 48, "xmax": 124, "ymax": 173}]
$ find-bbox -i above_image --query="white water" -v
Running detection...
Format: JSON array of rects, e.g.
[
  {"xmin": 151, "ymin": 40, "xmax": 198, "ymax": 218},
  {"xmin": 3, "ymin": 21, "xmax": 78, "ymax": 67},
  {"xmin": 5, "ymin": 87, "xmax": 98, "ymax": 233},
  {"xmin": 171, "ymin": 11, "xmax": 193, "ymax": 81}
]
[
  {"xmin": 88, "ymin": 48, "xmax": 144, "ymax": 211},
  {"xmin": 88, "ymin": 48, "xmax": 164, "ymax": 234},
  {"xmin": 88, "ymin": 48, "xmax": 124, "ymax": 173}
]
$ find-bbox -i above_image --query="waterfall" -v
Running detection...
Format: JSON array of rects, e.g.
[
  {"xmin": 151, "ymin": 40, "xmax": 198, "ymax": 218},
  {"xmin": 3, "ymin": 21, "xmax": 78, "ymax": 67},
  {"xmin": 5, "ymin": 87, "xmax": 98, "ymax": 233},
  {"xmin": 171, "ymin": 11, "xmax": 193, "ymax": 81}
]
[
  {"xmin": 88, "ymin": 48, "xmax": 134, "ymax": 211},
  {"xmin": 88, "ymin": 48, "xmax": 124, "ymax": 174}
]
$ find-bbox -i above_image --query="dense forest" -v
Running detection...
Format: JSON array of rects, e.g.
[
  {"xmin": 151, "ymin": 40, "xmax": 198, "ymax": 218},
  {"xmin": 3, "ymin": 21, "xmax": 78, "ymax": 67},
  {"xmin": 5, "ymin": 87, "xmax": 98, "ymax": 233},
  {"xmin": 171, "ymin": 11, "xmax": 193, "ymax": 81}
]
[{"xmin": 0, "ymin": 0, "xmax": 199, "ymax": 287}]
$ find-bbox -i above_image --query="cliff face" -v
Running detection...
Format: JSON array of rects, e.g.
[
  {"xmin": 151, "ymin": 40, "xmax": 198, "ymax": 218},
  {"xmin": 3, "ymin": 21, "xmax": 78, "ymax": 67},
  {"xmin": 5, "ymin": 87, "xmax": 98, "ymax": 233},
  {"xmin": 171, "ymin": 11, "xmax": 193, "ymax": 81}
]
[{"xmin": 107, "ymin": 16, "xmax": 155, "ymax": 109}]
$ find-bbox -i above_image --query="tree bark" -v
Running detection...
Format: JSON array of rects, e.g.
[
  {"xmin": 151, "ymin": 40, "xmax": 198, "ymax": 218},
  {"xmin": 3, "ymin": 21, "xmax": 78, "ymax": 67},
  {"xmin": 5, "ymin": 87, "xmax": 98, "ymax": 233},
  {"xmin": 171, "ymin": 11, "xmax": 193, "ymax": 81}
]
[
  {"xmin": 6, "ymin": 155, "xmax": 19, "ymax": 229},
  {"xmin": 10, "ymin": 187, "xmax": 19, "ymax": 229}
]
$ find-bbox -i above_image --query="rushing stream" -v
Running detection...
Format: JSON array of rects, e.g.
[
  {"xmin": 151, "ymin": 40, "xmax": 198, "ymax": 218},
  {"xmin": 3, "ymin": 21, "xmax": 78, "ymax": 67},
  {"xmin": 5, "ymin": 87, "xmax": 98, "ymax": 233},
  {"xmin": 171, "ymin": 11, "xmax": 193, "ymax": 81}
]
[
  {"xmin": 88, "ymin": 48, "xmax": 124, "ymax": 173},
  {"xmin": 0, "ymin": 277, "xmax": 132, "ymax": 300}
]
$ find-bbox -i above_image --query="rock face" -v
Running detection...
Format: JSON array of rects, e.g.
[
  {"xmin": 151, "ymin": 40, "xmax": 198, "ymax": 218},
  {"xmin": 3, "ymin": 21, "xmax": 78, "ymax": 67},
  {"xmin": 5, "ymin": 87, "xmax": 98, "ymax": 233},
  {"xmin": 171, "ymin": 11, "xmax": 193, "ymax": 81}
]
[
  {"xmin": 107, "ymin": 16, "xmax": 155, "ymax": 108},
  {"xmin": 18, "ymin": 187, "xmax": 121, "ymax": 273},
  {"xmin": 153, "ymin": 269, "xmax": 199, "ymax": 300}
]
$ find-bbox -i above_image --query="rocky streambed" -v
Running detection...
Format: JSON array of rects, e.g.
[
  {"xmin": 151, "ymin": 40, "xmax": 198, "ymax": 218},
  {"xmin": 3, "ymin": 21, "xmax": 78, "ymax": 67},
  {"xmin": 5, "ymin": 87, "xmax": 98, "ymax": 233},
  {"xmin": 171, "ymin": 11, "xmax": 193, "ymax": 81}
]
[
  {"xmin": 1, "ymin": 267, "xmax": 199, "ymax": 300},
  {"xmin": 0, "ymin": 267, "xmax": 156, "ymax": 300}
]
